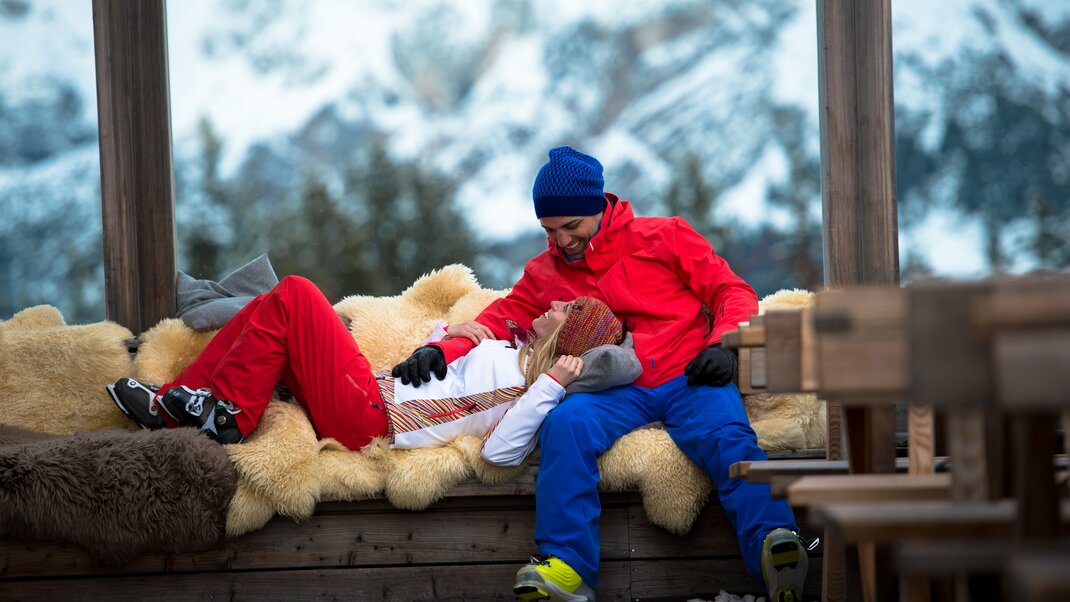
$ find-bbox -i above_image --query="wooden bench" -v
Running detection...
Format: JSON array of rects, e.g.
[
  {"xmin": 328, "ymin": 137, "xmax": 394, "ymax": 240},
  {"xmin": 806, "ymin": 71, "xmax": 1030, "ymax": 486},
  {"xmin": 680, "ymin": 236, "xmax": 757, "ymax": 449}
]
[{"xmin": 0, "ymin": 454, "xmax": 825, "ymax": 601}]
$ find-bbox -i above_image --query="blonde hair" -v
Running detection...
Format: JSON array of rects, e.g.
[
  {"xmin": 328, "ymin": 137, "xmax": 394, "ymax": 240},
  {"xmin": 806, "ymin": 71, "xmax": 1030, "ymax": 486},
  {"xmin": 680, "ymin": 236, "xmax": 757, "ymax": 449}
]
[{"xmin": 517, "ymin": 303, "xmax": 573, "ymax": 388}]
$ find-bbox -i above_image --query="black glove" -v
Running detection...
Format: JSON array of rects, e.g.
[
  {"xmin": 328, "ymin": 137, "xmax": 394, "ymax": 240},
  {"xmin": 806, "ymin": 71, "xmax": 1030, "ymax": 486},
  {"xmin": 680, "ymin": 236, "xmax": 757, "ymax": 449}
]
[
  {"xmin": 684, "ymin": 344, "xmax": 737, "ymax": 387},
  {"xmin": 391, "ymin": 346, "xmax": 447, "ymax": 387}
]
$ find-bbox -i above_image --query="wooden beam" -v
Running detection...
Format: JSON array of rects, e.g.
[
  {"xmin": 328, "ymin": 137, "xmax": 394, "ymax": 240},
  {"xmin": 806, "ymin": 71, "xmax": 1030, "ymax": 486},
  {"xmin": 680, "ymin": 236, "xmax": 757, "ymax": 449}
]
[
  {"xmin": 817, "ymin": 0, "xmax": 898, "ymax": 285},
  {"xmin": 1011, "ymin": 413, "xmax": 1061, "ymax": 539},
  {"xmin": 907, "ymin": 404, "xmax": 934, "ymax": 475},
  {"xmin": 737, "ymin": 456, "xmax": 927, "ymax": 484},
  {"xmin": 814, "ymin": 499, "xmax": 1070, "ymax": 543},
  {"xmin": 909, "ymin": 282, "xmax": 995, "ymax": 409},
  {"xmin": 817, "ymin": 0, "xmax": 898, "ymax": 478},
  {"xmin": 93, "ymin": 0, "xmax": 176, "ymax": 335},
  {"xmin": 765, "ymin": 309, "xmax": 803, "ymax": 392},
  {"xmin": 812, "ymin": 287, "xmax": 909, "ymax": 402},
  {"xmin": 786, "ymin": 473, "xmax": 951, "ymax": 507}
]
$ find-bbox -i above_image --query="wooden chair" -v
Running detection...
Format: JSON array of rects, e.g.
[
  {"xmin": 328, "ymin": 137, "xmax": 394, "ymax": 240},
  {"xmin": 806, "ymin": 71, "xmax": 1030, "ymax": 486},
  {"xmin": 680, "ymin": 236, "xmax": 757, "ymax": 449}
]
[
  {"xmin": 726, "ymin": 294, "xmax": 930, "ymax": 602},
  {"xmin": 808, "ymin": 277, "xmax": 1070, "ymax": 601}
]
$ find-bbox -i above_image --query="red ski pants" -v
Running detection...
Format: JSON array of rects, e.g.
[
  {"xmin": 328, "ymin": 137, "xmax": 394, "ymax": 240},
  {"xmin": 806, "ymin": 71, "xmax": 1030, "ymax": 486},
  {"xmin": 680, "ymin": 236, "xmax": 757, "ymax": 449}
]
[{"xmin": 163, "ymin": 275, "xmax": 388, "ymax": 450}]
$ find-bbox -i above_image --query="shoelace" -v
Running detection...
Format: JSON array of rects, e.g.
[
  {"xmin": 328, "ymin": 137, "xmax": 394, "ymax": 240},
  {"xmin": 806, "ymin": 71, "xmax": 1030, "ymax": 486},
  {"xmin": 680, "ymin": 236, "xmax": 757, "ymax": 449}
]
[
  {"xmin": 185, "ymin": 388, "xmax": 213, "ymax": 415},
  {"xmin": 799, "ymin": 532, "xmax": 821, "ymax": 552},
  {"xmin": 529, "ymin": 554, "xmax": 554, "ymax": 566},
  {"xmin": 218, "ymin": 399, "xmax": 241, "ymax": 414}
]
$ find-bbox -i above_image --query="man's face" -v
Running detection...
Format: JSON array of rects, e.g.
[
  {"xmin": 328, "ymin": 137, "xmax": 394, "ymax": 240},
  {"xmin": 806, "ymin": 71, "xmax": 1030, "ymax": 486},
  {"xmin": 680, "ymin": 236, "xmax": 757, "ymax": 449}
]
[{"xmin": 539, "ymin": 213, "xmax": 603, "ymax": 260}]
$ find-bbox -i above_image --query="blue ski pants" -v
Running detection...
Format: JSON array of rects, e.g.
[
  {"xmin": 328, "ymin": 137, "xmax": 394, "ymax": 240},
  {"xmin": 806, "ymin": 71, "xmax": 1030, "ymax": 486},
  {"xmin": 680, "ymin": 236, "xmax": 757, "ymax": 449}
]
[{"xmin": 534, "ymin": 376, "xmax": 797, "ymax": 589}]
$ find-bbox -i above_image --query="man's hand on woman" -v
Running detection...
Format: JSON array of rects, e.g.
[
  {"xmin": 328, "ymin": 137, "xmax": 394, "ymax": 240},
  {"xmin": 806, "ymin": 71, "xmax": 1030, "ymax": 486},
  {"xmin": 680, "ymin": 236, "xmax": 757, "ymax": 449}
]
[{"xmin": 445, "ymin": 321, "xmax": 496, "ymax": 345}]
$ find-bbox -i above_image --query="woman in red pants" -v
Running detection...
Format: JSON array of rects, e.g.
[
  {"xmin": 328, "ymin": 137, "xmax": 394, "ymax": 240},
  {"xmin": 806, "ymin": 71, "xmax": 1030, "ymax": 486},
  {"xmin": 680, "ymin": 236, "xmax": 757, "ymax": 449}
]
[{"xmin": 107, "ymin": 276, "xmax": 636, "ymax": 466}]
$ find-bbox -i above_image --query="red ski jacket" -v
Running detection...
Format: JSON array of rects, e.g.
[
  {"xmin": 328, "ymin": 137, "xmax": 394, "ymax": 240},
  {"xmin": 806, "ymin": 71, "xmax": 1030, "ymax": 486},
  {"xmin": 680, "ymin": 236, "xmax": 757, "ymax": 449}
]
[{"xmin": 436, "ymin": 195, "xmax": 758, "ymax": 388}]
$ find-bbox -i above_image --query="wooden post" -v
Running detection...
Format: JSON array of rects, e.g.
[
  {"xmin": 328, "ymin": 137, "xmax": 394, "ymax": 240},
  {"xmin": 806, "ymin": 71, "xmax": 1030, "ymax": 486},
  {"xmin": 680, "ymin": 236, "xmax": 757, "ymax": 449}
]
[
  {"xmin": 93, "ymin": 0, "xmax": 176, "ymax": 335},
  {"xmin": 817, "ymin": 2, "xmax": 898, "ymax": 599},
  {"xmin": 817, "ymin": 0, "xmax": 898, "ymax": 475}
]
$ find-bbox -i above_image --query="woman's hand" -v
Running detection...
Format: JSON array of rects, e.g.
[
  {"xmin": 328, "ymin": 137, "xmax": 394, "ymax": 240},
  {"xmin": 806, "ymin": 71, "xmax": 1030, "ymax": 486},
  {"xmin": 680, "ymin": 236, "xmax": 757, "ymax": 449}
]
[{"xmin": 547, "ymin": 355, "xmax": 584, "ymax": 388}]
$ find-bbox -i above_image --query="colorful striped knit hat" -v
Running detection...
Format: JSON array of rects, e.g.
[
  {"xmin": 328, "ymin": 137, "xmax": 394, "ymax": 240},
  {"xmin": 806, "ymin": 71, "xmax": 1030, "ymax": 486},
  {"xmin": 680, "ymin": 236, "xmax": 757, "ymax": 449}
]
[{"xmin": 554, "ymin": 296, "xmax": 623, "ymax": 357}]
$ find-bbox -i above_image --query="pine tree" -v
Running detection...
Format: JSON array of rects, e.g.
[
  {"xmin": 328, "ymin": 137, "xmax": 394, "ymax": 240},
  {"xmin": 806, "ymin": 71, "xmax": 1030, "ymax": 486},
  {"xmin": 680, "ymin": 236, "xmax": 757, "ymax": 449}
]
[
  {"xmin": 345, "ymin": 143, "xmax": 408, "ymax": 295},
  {"xmin": 405, "ymin": 163, "xmax": 476, "ymax": 281},
  {"xmin": 270, "ymin": 170, "xmax": 372, "ymax": 302},
  {"xmin": 663, "ymin": 152, "xmax": 732, "ymax": 255},
  {"xmin": 765, "ymin": 107, "xmax": 823, "ymax": 291},
  {"xmin": 1029, "ymin": 191, "xmax": 1070, "ymax": 268},
  {"xmin": 182, "ymin": 119, "xmax": 223, "ymax": 278},
  {"xmin": 343, "ymin": 142, "xmax": 477, "ymax": 295}
]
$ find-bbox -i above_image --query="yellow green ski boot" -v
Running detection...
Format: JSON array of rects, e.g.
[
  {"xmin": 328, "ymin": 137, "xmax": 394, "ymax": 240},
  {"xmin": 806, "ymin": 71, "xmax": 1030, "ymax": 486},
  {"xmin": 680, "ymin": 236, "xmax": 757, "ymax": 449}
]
[
  {"xmin": 513, "ymin": 555, "xmax": 596, "ymax": 601},
  {"xmin": 761, "ymin": 528, "xmax": 808, "ymax": 602}
]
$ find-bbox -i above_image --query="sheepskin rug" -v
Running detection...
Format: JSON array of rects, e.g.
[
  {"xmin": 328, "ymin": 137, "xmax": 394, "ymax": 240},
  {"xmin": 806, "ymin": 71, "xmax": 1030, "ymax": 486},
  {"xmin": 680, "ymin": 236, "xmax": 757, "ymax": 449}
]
[
  {"xmin": 746, "ymin": 288, "xmax": 827, "ymax": 451},
  {"xmin": 0, "ymin": 305, "xmax": 136, "ymax": 434},
  {"xmin": 0, "ymin": 264, "xmax": 826, "ymax": 540},
  {"xmin": 0, "ymin": 424, "xmax": 235, "ymax": 563}
]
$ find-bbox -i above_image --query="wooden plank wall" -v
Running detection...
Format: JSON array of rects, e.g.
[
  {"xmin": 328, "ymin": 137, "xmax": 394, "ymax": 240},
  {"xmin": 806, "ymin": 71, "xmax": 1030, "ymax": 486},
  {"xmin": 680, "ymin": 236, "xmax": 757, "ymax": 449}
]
[
  {"xmin": 93, "ymin": 0, "xmax": 177, "ymax": 335},
  {"xmin": 0, "ymin": 493, "xmax": 822, "ymax": 601}
]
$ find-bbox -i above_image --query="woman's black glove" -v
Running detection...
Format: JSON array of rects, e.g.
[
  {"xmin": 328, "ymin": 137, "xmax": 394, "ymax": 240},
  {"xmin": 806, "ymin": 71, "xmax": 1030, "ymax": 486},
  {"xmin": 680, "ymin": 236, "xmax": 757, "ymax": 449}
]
[
  {"xmin": 391, "ymin": 346, "xmax": 447, "ymax": 387},
  {"xmin": 684, "ymin": 344, "xmax": 737, "ymax": 387}
]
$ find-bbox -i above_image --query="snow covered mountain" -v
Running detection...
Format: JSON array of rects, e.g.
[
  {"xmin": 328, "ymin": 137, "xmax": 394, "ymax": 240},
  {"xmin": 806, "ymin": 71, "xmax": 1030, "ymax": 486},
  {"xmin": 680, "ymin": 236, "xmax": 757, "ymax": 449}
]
[{"xmin": 1, "ymin": 0, "xmax": 1068, "ymax": 321}]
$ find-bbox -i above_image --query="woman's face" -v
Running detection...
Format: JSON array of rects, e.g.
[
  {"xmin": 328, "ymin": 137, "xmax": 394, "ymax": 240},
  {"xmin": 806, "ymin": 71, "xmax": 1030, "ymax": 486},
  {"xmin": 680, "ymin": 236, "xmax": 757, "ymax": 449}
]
[{"xmin": 532, "ymin": 300, "xmax": 573, "ymax": 339}]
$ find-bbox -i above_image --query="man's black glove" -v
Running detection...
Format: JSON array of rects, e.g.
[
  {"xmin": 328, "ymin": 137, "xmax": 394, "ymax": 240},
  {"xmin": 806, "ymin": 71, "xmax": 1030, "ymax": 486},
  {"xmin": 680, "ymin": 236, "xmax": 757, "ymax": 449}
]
[
  {"xmin": 391, "ymin": 346, "xmax": 447, "ymax": 387},
  {"xmin": 685, "ymin": 344, "xmax": 737, "ymax": 387}
]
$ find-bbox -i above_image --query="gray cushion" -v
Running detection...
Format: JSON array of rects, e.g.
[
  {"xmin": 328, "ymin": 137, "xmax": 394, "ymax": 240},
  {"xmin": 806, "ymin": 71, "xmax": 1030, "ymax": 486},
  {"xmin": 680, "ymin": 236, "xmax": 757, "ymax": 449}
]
[{"xmin": 176, "ymin": 254, "xmax": 279, "ymax": 331}]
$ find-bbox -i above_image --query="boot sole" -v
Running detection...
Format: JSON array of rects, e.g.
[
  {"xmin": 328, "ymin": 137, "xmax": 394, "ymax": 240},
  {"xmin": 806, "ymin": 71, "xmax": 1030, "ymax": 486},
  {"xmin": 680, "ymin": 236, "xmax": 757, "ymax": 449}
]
[
  {"xmin": 513, "ymin": 577, "xmax": 592, "ymax": 602},
  {"xmin": 763, "ymin": 530, "xmax": 808, "ymax": 602},
  {"xmin": 108, "ymin": 381, "xmax": 170, "ymax": 430},
  {"xmin": 767, "ymin": 542, "xmax": 805, "ymax": 602},
  {"xmin": 105, "ymin": 384, "xmax": 136, "ymax": 421},
  {"xmin": 513, "ymin": 582, "xmax": 551, "ymax": 600}
]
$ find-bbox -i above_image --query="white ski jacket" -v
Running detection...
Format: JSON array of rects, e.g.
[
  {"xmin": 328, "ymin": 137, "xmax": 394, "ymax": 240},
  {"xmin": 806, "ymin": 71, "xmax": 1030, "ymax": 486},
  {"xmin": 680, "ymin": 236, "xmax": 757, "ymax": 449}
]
[{"xmin": 382, "ymin": 337, "xmax": 640, "ymax": 466}]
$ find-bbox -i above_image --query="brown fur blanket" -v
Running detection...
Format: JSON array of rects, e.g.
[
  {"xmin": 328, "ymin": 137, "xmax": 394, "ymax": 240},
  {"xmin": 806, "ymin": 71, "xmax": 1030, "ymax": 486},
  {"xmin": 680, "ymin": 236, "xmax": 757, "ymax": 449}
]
[{"xmin": 0, "ymin": 425, "xmax": 236, "ymax": 563}]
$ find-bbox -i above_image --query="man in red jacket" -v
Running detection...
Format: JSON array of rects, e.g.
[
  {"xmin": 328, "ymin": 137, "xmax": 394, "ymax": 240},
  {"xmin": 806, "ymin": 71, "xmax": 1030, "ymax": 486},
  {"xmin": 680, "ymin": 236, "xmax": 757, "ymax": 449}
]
[{"xmin": 393, "ymin": 146, "xmax": 807, "ymax": 602}]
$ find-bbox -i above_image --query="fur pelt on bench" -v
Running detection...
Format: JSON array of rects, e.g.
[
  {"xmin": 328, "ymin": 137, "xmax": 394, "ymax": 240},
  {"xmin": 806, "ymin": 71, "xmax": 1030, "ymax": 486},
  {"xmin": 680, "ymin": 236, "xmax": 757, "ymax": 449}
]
[
  {"xmin": 0, "ymin": 264, "xmax": 824, "ymax": 540},
  {"xmin": 0, "ymin": 425, "xmax": 236, "ymax": 563}
]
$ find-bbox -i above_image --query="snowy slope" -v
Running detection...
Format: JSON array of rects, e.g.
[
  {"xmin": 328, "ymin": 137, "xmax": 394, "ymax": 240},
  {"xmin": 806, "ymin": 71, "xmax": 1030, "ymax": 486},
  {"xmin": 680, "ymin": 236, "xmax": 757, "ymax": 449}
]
[{"xmin": 165, "ymin": 0, "xmax": 804, "ymax": 238}]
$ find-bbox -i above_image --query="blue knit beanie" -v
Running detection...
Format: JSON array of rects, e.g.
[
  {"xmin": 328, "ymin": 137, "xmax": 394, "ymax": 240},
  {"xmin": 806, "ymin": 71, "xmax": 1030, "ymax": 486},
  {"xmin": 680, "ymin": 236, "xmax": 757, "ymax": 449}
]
[{"xmin": 532, "ymin": 146, "xmax": 605, "ymax": 218}]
